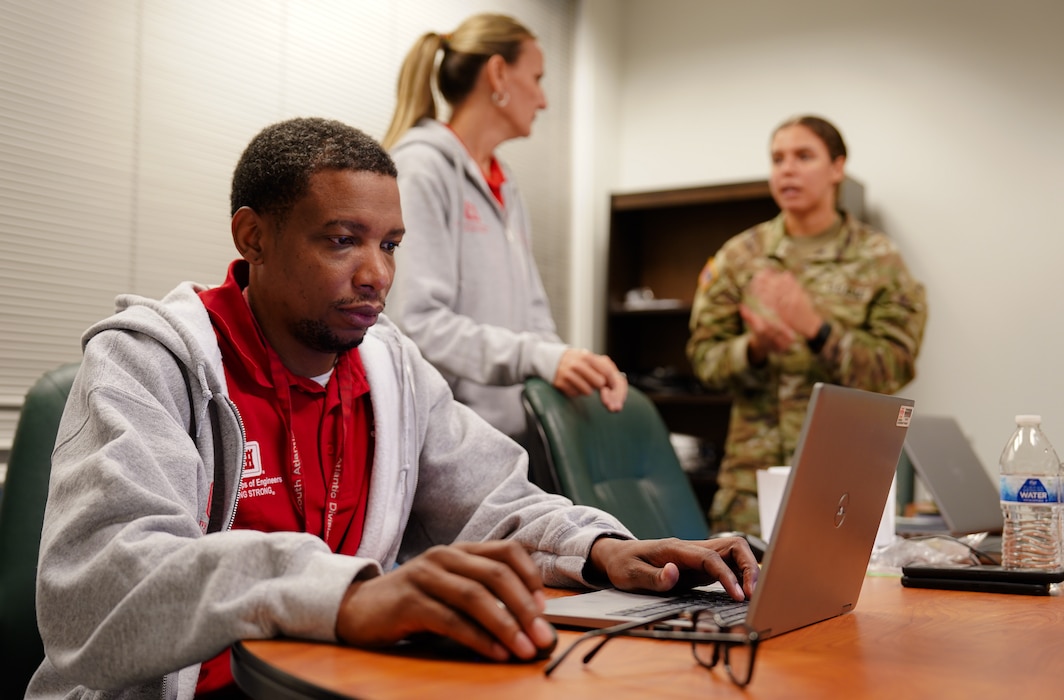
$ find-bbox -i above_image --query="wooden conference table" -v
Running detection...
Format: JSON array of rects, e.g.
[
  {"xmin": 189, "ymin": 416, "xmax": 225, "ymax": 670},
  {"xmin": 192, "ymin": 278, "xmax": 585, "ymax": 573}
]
[{"xmin": 232, "ymin": 575, "xmax": 1064, "ymax": 699}]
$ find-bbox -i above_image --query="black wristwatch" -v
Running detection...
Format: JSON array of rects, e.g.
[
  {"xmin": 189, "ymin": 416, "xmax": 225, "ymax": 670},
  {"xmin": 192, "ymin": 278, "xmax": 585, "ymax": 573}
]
[{"xmin": 807, "ymin": 321, "xmax": 831, "ymax": 354}]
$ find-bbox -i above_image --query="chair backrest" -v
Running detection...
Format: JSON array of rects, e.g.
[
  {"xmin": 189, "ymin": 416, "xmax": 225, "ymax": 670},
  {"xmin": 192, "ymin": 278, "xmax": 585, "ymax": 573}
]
[
  {"xmin": 0, "ymin": 363, "xmax": 79, "ymax": 699},
  {"xmin": 521, "ymin": 377, "xmax": 709, "ymax": 540}
]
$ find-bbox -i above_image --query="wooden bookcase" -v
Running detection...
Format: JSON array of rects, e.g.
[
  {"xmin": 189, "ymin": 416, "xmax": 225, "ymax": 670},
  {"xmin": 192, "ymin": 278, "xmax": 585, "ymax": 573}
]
[{"xmin": 605, "ymin": 178, "xmax": 864, "ymax": 512}]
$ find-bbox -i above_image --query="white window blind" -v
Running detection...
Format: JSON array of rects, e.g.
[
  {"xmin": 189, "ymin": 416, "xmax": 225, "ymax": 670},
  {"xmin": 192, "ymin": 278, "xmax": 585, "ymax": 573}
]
[{"xmin": 0, "ymin": 0, "xmax": 576, "ymax": 468}]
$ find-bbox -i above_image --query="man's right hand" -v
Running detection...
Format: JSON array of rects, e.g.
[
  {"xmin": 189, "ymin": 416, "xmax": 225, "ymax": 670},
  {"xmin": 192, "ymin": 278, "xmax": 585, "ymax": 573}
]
[{"xmin": 334, "ymin": 541, "xmax": 557, "ymax": 662}]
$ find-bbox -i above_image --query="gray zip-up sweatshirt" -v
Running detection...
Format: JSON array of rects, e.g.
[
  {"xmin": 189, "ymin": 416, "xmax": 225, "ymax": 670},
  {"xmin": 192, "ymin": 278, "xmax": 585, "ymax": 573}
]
[
  {"xmin": 28, "ymin": 281, "xmax": 629, "ymax": 699},
  {"xmin": 388, "ymin": 119, "xmax": 569, "ymax": 442}
]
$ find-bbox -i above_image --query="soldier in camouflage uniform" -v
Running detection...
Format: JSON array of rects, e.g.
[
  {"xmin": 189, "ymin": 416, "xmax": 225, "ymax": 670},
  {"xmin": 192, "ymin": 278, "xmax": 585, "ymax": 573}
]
[{"xmin": 687, "ymin": 116, "xmax": 927, "ymax": 535}]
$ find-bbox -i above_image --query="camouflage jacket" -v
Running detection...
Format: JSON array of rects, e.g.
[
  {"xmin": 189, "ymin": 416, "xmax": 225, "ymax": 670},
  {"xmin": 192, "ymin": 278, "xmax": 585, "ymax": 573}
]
[{"xmin": 686, "ymin": 212, "xmax": 927, "ymax": 533}]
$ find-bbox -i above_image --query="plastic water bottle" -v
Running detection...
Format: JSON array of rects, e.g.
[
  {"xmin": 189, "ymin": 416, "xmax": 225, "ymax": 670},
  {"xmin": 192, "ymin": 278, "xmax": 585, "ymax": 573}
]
[{"xmin": 999, "ymin": 415, "xmax": 1063, "ymax": 569}]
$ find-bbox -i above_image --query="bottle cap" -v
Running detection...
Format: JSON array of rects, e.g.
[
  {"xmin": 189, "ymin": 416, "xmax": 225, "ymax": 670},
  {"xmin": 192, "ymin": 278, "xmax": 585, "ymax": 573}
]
[{"xmin": 1015, "ymin": 414, "xmax": 1042, "ymax": 425}]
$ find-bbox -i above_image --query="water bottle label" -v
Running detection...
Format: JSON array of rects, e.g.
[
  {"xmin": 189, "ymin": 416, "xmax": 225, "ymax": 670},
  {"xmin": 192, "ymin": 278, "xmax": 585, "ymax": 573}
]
[{"xmin": 1000, "ymin": 475, "xmax": 1062, "ymax": 504}]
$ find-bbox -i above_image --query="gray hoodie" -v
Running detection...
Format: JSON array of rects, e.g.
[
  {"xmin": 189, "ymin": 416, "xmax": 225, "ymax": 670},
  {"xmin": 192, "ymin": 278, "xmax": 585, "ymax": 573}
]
[
  {"xmin": 28, "ymin": 280, "xmax": 629, "ymax": 699},
  {"xmin": 389, "ymin": 119, "xmax": 568, "ymax": 443}
]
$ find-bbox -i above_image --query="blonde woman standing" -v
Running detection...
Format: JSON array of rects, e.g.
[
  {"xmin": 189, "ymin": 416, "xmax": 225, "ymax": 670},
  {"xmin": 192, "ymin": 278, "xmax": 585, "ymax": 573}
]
[{"xmin": 383, "ymin": 14, "xmax": 626, "ymax": 448}]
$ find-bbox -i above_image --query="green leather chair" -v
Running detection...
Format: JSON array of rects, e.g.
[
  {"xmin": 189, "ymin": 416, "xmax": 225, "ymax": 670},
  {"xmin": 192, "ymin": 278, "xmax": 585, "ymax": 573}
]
[
  {"xmin": 521, "ymin": 377, "xmax": 709, "ymax": 540},
  {"xmin": 0, "ymin": 362, "xmax": 79, "ymax": 699}
]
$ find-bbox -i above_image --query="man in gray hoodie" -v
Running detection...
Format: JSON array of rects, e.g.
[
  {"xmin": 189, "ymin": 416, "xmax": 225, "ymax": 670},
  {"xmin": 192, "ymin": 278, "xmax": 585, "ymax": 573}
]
[{"xmin": 28, "ymin": 117, "xmax": 757, "ymax": 699}]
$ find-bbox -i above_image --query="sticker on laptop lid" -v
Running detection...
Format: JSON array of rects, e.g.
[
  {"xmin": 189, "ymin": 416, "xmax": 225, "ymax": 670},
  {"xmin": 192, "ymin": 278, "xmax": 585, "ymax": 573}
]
[{"xmin": 896, "ymin": 405, "xmax": 913, "ymax": 427}]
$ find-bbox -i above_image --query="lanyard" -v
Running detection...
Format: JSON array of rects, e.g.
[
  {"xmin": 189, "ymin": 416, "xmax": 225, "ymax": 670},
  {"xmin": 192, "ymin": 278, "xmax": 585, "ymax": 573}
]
[{"xmin": 267, "ymin": 351, "xmax": 351, "ymax": 546}]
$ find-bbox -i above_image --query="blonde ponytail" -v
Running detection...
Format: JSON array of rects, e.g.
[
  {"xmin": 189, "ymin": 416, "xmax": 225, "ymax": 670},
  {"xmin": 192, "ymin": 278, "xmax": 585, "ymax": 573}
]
[
  {"xmin": 382, "ymin": 14, "xmax": 535, "ymax": 150},
  {"xmin": 381, "ymin": 32, "xmax": 444, "ymax": 150}
]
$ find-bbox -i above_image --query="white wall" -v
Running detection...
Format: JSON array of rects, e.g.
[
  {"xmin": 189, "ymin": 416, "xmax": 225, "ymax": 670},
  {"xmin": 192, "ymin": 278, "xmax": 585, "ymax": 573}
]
[
  {"xmin": 569, "ymin": 0, "xmax": 622, "ymax": 352},
  {"xmin": 584, "ymin": 0, "xmax": 1064, "ymax": 475}
]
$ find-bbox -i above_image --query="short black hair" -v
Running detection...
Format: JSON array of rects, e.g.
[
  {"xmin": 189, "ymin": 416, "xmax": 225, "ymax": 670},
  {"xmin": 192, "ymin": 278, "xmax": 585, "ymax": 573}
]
[{"xmin": 230, "ymin": 117, "xmax": 398, "ymax": 221}]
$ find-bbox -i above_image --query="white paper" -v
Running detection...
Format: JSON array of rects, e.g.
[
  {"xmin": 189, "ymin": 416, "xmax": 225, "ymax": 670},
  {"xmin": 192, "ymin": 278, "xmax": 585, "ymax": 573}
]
[{"xmin": 757, "ymin": 466, "xmax": 896, "ymax": 548}]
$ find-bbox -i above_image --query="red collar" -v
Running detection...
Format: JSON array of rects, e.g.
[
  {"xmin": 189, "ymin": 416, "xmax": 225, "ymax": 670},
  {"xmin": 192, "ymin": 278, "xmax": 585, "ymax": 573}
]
[
  {"xmin": 445, "ymin": 123, "xmax": 506, "ymax": 206},
  {"xmin": 198, "ymin": 260, "xmax": 368, "ymax": 396}
]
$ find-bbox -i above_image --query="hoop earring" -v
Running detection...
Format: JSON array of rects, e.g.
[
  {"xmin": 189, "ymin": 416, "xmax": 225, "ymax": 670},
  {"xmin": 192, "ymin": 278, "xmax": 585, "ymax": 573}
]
[{"xmin": 491, "ymin": 91, "xmax": 511, "ymax": 108}]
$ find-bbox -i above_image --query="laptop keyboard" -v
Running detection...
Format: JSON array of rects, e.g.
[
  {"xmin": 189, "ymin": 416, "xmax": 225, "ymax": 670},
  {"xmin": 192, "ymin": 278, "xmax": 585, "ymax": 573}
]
[{"xmin": 609, "ymin": 589, "xmax": 749, "ymax": 627}]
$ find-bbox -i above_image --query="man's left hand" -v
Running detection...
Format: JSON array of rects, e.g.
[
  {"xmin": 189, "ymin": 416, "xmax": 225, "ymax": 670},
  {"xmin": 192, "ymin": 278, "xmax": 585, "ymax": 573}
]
[{"xmin": 588, "ymin": 536, "xmax": 759, "ymax": 601}]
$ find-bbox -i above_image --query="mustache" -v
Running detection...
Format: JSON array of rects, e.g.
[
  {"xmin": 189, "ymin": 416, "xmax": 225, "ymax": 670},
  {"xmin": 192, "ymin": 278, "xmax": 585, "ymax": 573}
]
[{"xmin": 334, "ymin": 292, "xmax": 386, "ymax": 308}]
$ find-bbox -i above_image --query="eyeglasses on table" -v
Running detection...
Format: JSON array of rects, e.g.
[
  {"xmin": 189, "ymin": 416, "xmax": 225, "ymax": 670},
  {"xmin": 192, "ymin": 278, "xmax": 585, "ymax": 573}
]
[{"xmin": 544, "ymin": 606, "xmax": 761, "ymax": 688}]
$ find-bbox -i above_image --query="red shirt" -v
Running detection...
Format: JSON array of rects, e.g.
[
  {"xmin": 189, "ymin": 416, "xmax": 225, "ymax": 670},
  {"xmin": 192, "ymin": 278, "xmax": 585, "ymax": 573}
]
[
  {"xmin": 445, "ymin": 123, "xmax": 507, "ymax": 206},
  {"xmin": 483, "ymin": 156, "xmax": 506, "ymax": 206},
  {"xmin": 194, "ymin": 260, "xmax": 374, "ymax": 694}
]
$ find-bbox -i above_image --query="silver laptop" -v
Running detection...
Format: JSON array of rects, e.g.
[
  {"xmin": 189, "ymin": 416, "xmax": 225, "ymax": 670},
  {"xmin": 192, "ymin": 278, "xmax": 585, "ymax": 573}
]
[
  {"xmin": 545, "ymin": 383, "xmax": 914, "ymax": 640},
  {"xmin": 895, "ymin": 415, "xmax": 1003, "ymax": 536}
]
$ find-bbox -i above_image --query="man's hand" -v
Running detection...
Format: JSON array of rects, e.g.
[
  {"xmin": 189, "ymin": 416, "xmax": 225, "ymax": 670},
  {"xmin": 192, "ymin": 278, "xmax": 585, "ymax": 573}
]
[
  {"xmin": 335, "ymin": 541, "xmax": 556, "ymax": 662},
  {"xmin": 588, "ymin": 536, "xmax": 759, "ymax": 601},
  {"xmin": 553, "ymin": 348, "xmax": 628, "ymax": 412}
]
